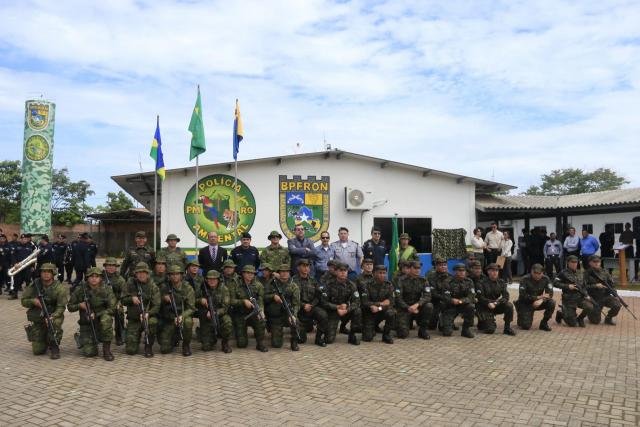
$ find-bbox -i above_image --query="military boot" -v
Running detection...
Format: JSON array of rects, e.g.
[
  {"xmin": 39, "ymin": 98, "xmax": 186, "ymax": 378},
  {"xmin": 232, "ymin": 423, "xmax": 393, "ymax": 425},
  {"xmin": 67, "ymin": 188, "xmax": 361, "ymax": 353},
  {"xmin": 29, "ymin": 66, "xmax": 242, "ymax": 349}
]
[
  {"xmin": 577, "ymin": 317, "xmax": 586, "ymax": 327},
  {"xmin": 144, "ymin": 337, "xmax": 154, "ymax": 358},
  {"xmin": 604, "ymin": 316, "xmax": 616, "ymax": 325},
  {"xmin": 182, "ymin": 343, "xmax": 192, "ymax": 356},
  {"xmin": 339, "ymin": 321, "xmax": 349, "ymax": 335},
  {"xmin": 382, "ymin": 324, "xmax": 394, "ymax": 344},
  {"xmin": 314, "ymin": 332, "xmax": 326, "ymax": 347},
  {"xmin": 503, "ymin": 325, "xmax": 516, "ymax": 336},
  {"xmin": 221, "ymin": 339, "xmax": 232, "ymax": 353},
  {"xmin": 290, "ymin": 337, "xmax": 299, "ymax": 351},
  {"xmin": 555, "ymin": 307, "xmax": 563, "ymax": 324},
  {"xmin": 418, "ymin": 327, "xmax": 430, "ymax": 340},
  {"xmin": 256, "ymin": 340, "xmax": 269, "ymax": 352},
  {"xmin": 461, "ymin": 327, "xmax": 475, "ymax": 338},
  {"xmin": 115, "ymin": 333, "xmax": 124, "ymax": 346},
  {"xmin": 348, "ymin": 332, "xmax": 360, "ymax": 345},
  {"xmin": 103, "ymin": 342, "xmax": 114, "ymax": 361},
  {"xmin": 539, "ymin": 320, "xmax": 552, "ymax": 331},
  {"xmin": 49, "ymin": 344, "xmax": 60, "ymax": 360}
]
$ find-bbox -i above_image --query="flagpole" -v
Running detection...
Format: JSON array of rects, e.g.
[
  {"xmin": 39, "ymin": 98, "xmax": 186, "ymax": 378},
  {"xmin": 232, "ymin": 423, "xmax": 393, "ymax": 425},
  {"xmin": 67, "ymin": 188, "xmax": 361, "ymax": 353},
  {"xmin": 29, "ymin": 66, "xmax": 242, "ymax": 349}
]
[
  {"xmin": 153, "ymin": 114, "xmax": 158, "ymax": 251},
  {"xmin": 233, "ymin": 159, "xmax": 238, "ymax": 247},
  {"xmin": 195, "ymin": 155, "xmax": 199, "ymax": 251}
]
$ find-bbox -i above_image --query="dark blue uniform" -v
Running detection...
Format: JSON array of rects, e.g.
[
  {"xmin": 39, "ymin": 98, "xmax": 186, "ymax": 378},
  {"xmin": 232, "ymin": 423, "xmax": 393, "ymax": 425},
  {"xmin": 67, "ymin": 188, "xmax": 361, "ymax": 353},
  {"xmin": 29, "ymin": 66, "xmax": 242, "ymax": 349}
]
[
  {"xmin": 52, "ymin": 240, "xmax": 68, "ymax": 281},
  {"xmin": 230, "ymin": 245, "xmax": 260, "ymax": 273},
  {"xmin": 11, "ymin": 242, "xmax": 36, "ymax": 295}
]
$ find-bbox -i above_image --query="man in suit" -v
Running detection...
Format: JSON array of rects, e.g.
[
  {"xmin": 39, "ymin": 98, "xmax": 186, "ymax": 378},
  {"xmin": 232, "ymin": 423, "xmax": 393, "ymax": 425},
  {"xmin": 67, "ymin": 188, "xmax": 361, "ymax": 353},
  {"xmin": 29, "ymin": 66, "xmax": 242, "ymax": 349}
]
[{"xmin": 198, "ymin": 231, "xmax": 228, "ymax": 274}]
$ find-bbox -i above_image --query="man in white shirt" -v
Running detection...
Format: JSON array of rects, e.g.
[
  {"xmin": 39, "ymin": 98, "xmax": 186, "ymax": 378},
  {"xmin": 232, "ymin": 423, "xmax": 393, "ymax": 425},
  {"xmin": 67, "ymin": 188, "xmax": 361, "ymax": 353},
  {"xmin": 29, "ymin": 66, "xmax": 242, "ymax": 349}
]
[
  {"xmin": 484, "ymin": 222, "xmax": 504, "ymax": 265},
  {"xmin": 563, "ymin": 227, "xmax": 581, "ymax": 269},
  {"xmin": 330, "ymin": 227, "xmax": 363, "ymax": 281},
  {"xmin": 544, "ymin": 232, "xmax": 563, "ymax": 278}
]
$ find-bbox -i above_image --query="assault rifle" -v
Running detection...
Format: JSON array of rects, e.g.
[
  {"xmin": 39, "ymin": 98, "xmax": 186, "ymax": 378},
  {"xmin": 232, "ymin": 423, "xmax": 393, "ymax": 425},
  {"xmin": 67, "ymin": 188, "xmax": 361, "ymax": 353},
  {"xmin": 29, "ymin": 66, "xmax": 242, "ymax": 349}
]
[
  {"xmin": 590, "ymin": 270, "xmax": 638, "ymax": 321},
  {"xmin": 201, "ymin": 283, "xmax": 219, "ymax": 340},
  {"xmin": 81, "ymin": 281, "xmax": 100, "ymax": 344},
  {"xmin": 243, "ymin": 282, "xmax": 265, "ymax": 322},
  {"xmin": 167, "ymin": 285, "xmax": 184, "ymax": 343},
  {"xmin": 136, "ymin": 281, "xmax": 151, "ymax": 345},
  {"xmin": 272, "ymin": 280, "xmax": 302, "ymax": 343},
  {"xmin": 33, "ymin": 279, "xmax": 59, "ymax": 348}
]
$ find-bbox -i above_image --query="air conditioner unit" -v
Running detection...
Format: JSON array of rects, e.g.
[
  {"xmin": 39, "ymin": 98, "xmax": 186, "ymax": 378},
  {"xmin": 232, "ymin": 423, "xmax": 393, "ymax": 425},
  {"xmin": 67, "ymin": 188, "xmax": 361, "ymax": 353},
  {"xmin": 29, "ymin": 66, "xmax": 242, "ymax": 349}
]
[{"xmin": 345, "ymin": 187, "xmax": 373, "ymax": 210}]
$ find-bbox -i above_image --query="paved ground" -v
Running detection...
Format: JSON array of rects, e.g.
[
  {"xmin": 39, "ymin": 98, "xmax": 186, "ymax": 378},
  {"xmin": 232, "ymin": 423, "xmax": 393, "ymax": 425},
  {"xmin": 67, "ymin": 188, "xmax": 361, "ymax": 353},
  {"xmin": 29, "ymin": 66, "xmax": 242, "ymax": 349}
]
[{"xmin": 0, "ymin": 289, "xmax": 639, "ymax": 427}]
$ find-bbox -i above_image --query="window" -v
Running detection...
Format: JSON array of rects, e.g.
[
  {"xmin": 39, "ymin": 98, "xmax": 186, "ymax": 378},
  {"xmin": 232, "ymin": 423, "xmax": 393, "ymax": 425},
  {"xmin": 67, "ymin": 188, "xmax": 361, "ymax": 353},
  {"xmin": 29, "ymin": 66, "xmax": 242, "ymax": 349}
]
[
  {"xmin": 373, "ymin": 217, "xmax": 432, "ymax": 253},
  {"xmin": 604, "ymin": 223, "xmax": 624, "ymax": 234},
  {"xmin": 582, "ymin": 224, "xmax": 593, "ymax": 234}
]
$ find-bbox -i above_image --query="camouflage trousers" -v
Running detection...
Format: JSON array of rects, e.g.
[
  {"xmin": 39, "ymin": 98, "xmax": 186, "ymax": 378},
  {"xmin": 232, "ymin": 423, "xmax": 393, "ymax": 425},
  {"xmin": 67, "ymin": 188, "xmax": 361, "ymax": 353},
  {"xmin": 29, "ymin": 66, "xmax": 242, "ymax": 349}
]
[
  {"xmin": 26, "ymin": 315, "xmax": 64, "ymax": 355},
  {"xmin": 158, "ymin": 316, "xmax": 193, "ymax": 353},
  {"xmin": 515, "ymin": 299, "xmax": 555, "ymax": 329},
  {"xmin": 559, "ymin": 297, "xmax": 594, "ymax": 326},
  {"xmin": 326, "ymin": 308, "xmax": 362, "ymax": 344},
  {"xmin": 297, "ymin": 306, "xmax": 328, "ymax": 343},
  {"xmin": 232, "ymin": 315, "xmax": 266, "ymax": 348},
  {"xmin": 476, "ymin": 301, "xmax": 514, "ymax": 334},
  {"xmin": 588, "ymin": 295, "xmax": 621, "ymax": 324},
  {"xmin": 199, "ymin": 313, "xmax": 233, "ymax": 351},
  {"xmin": 268, "ymin": 315, "xmax": 299, "ymax": 348},
  {"xmin": 428, "ymin": 299, "xmax": 442, "ymax": 329},
  {"xmin": 362, "ymin": 308, "xmax": 396, "ymax": 341},
  {"xmin": 441, "ymin": 303, "xmax": 474, "ymax": 336},
  {"xmin": 125, "ymin": 317, "xmax": 158, "ymax": 355},
  {"xmin": 396, "ymin": 304, "xmax": 431, "ymax": 338},
  {"xmin": 76, "ymin": 314, "xmax": 113, "ymax": 357}
]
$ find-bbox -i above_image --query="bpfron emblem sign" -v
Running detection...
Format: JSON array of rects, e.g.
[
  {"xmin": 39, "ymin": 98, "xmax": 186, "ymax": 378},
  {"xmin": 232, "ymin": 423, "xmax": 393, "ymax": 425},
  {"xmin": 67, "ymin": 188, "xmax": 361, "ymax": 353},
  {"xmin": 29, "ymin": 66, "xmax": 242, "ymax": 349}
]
[{"xmin": 279, "ymin": 175, "xmax": 330, "ymax": 242}]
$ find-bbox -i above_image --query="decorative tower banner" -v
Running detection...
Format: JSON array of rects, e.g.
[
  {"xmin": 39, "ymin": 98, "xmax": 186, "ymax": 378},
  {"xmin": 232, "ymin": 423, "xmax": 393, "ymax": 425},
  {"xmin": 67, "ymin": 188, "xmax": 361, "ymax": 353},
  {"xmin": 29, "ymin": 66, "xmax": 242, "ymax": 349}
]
[{"xmin": 21, "ymin": 100, "xmax": 56, "ymax": 234}]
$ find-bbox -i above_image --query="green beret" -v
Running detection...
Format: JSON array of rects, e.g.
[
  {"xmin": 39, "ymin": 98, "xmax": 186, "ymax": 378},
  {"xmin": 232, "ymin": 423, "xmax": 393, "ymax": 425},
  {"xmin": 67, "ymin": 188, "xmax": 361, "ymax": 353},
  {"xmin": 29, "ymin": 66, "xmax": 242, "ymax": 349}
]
[
  {"xmin": 40, "ymin": 263, "xmax": 57, "ymax": 273},
  {"xmin": 531, "ymin": 264, "xmax": 544, "ymax": 273},
  {"xmin": 241, "ymin": 265, "xmax": 256, "ymax": 274},
  {"xmin": 206, "ymin": 270, "xmax": 221, "ymax": 279},
  {"xmin": 103, "ymin": 257, "xmax": 119, "ymax": 266},
  {"xmin": 222, "ymin": 260, "xmax": 237, "ymax": 268},
  {"xmin": 167, "ymin": 265, "xmax": 183, "ymax": 274},
  {"xmin": 268, "ymin": 230, "xmax": 282, "ymax": 239},
  {"xmin": 486, "ymin": 263, "xmax": 500, "ymax": 271},
  {"xmin": 86, "ymin": 267, "xmax": 103, "ymax": 277},
  {"xmin": 453, "ymin": 263, "xmax": 466, "ymax": 271},
  {"xmin": 567, "ymin": 255, "xmax": 579, "ymax": 263},
  {"xmin": 135, "ymin": 231, "xmax": 147, "ymax": 238},
  {"xmin": 134, "ymin": 262, "xmax": 150, "ymax": 273},
  {"xmin": 165, "ymin": 233, "xmax": 180, "ymax": 242}
]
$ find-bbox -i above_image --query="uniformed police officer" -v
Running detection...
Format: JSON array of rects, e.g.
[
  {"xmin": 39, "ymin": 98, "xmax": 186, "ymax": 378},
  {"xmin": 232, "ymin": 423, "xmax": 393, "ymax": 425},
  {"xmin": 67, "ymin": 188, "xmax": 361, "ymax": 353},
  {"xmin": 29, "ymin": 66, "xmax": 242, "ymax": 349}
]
[
  {"xmin": 185, "ymin": 259, "xmax": 204, "ymax": 291},
  {"xmin": 321, "ymin": 263, "xmax": 362, "ymax": 345},
  {"xmin": 440, "ymin": 264, "xmax": 475, "ymax": 338},
  {"xmin": 264, "ymin": 264, "xmax": 301, "ymax": 351},
  {"xmin": 230, "ymin": 265, "xmax": 268, "ymax": 352},
  {"xmin": 10, "ymin": 233, "xmax": 36, "ymax": 299},
  {"xmin": 260, "ymin": 231, "xmax": 291, "ymax": 270},
  {"xmin": 395, "ymin": 260, "xmax": 432, "ymax": 340},
  {"xmin": 120, "ymin": 231, "xmax": 155, "ymax": 278},
  {"xmin": 515, "ymin": 264, "xmax": 555, "ymax": 331},
  {"xmin": 475, "ymin": 263, "xmax": 516, "ymax": 335},
  {"xmin": 293, "ymin": 259, "xmax": 328, "ymax": 347},
  {"xmin": 158, "ymin": 264, "xmax": 195, "ymax": 356},
  {"xmin": 425, "ymin": 256, "xmax": 450, "ymax": 330},
  {"xmin": 121, "ymin": 262, "xmax": 160, "ymax": 357},
  {"xmin": 157, "ymin": 234, "xmax": 188, "ymax": 270},
  {"xmin": 584, "ymin": 255, "xmax": 622, "ymax": 325},
  {"xmin": 361, "ymin": 265, "xmax": 396, "ymax": 343},
  {"xmin": 103, "ymin": 257, "xmax": 126, "ymax": 345},
  {"xmin": 554, "ymin": 255, "xmax": 594, "ymax": 327},
  {"xmin": 151, "ymin": 255, "xmax": 168, "ymax": 287},
  {"xmin": 195, "ymin": 270, "xmax": 233, "ymax": 353}
]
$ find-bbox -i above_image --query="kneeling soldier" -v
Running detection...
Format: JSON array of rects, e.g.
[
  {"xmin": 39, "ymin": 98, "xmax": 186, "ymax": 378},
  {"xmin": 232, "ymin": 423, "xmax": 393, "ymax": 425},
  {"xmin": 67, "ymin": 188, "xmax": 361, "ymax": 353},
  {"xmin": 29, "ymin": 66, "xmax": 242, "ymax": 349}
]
[
  {"xmin": 426, "ymin": 257, "xmax": 451, "ymax": 330},
  {"xmin": 159, "ymin": 265, "xmax": 195, "ymax": 356},
  {"xmin": 584, "ymin": 255, "xmax": 622, "ymax": 325},
  {"xmin": 122, "ymin": 262, "xmax": 160, "ymax": 357},
  {"xmin": 554, "ymin": 255, "xmax": 594, "ymax": 327},
  {"xmin": 68, "ymin": 267, "xmax": 116, "ymax": 360},
  {"xmin": 441, "ymin": 264, "xmax": 475, "ymax": 338},
  {"xmin": 322, "ymin": 262, "xmax": 362, "ymax": 345},
  {"xmin": 230, "ymin": 265, "xmax": 268, "ymax": 352},
  {"xmin": 21, "ymin": 263, "xmax": 67, "ymax": 359},
  {"xmin": 264, "ymin": 264, "xmax": 301, "ymax": 351},
  {"xmin": 395, "ymin": 260, "xmax": 431, "ymax": 340},
  {"xmin": 362, "ymin": 265, "xmax": 396, "ymax": 343},
  {"xmin": 293, "ymin": 259, "xmax": 328, "ymax": 347},
  {"xmin": 475, "ymin": 263, "xmax": 516, "ymax": 335},
  {"xmin": 196, "ymin": 270, "xmax": 233, "ymax": 353},
  {"xmin": 103, "ymin": 257, "xmax": 126, "ymax": 346},
  {"xmin": 515, "ymin": 264, "xmax": 555, "ymax": 331}
]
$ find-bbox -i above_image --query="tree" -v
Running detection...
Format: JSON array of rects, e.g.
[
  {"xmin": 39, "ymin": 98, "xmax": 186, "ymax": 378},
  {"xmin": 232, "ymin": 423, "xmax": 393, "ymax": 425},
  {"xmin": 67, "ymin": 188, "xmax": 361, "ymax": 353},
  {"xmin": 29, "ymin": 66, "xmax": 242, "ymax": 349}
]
[
  {"xmin": 0, "ymin": 160, "xmax": 22, "ymax": 223},
  {"xmin": 524, "ymin": 168, "xmax": 628, "ymax": 196},
  {"xmin": 96, "ymin": 191, "xmax": 134, "ymax": 212},
  {"xmin": 51, "ymin": 167, "xmax": 95, "ymax": 226}
]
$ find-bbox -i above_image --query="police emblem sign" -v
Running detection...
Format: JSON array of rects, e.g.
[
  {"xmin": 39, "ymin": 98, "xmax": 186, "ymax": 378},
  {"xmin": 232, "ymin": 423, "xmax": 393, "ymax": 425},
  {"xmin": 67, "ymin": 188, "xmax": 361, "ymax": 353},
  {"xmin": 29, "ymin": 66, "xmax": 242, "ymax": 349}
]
[{"xmin": 279, "ymin": 175, "xmax": 330, "ymax": 242}]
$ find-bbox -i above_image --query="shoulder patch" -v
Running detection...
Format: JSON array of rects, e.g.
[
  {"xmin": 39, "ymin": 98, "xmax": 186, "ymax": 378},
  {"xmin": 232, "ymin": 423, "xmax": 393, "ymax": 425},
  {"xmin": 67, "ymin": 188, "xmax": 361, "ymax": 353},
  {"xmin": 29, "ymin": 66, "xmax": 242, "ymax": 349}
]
[{"xmin": 353, "ymin": 291, "xmax": 360, "ymax": 298}]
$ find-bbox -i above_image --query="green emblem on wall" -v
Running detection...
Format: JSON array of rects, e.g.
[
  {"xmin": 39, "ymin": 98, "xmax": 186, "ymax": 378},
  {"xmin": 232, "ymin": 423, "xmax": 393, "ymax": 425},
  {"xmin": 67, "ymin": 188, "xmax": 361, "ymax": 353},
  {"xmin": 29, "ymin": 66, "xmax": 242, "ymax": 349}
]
[
  {"xmin": 25, "ymin": 135, "xmax": 50, "ymax": 161},
  {"xmin": 183, "ymin": 174, "xmax": 256, "ymax": 245}
]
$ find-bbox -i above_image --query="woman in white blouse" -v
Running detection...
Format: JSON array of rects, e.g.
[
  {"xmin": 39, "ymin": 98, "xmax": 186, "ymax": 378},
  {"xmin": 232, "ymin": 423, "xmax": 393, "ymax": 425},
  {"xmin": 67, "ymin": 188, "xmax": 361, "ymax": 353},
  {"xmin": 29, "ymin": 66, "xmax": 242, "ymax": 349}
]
[
  {"xmin": 501, "ymin": 231, "xmax": 514, "ymax": 283},
  {"xmin": 471, "ymin": 228, "xmax": 486, "ymax": 267}
]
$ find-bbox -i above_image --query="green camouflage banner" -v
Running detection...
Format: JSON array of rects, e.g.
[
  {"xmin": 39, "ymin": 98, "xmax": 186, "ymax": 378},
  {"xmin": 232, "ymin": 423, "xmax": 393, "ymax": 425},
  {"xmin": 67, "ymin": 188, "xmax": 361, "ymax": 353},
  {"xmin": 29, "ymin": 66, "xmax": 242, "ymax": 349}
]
[{"xmin": 21, "ymin": 100, "xmax": 55, "ymax": 234}]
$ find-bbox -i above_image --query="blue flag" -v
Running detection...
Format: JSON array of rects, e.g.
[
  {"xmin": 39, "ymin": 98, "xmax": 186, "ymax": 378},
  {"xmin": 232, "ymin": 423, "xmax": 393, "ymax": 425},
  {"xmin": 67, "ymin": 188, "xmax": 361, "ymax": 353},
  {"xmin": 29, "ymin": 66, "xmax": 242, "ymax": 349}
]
[
  {"xmin": 149, "ymin": 116, "xmax": 165, "ymax": 180},
  {"xmin": 233, "ymin": 99, "xmax": 243, "ymax": 160}
]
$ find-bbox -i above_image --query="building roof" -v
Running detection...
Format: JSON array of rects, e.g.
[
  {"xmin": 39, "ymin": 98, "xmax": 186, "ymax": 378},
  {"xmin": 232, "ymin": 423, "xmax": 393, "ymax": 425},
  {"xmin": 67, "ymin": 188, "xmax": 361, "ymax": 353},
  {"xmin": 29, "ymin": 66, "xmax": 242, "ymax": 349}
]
[
  {"xmin": 113, "ymin": 149, "xmax": 515, "ymax": 209},
  {"xmin": 476, "ymin": 188, "xmax": 640, "ymax": 212},
  {"xmin": 87, "ymin": 208, "xmax": 153, "ymax": 222}
]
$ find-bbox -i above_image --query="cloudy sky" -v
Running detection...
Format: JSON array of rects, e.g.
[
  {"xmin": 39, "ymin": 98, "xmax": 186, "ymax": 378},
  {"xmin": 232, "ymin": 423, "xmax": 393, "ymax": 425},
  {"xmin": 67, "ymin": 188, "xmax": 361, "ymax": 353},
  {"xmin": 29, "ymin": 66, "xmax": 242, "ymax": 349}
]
[{"xmin": 1, "ymin": 0, "xmax": 639, "ymax": 206}]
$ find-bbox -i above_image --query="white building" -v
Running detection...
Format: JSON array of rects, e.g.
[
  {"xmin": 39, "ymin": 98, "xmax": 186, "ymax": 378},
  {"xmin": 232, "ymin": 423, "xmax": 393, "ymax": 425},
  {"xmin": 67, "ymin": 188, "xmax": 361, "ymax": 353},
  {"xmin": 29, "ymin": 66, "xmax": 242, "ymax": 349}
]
[{"xmin": 113, "ymin": 150, "xmax": 511, "ymax": 257}]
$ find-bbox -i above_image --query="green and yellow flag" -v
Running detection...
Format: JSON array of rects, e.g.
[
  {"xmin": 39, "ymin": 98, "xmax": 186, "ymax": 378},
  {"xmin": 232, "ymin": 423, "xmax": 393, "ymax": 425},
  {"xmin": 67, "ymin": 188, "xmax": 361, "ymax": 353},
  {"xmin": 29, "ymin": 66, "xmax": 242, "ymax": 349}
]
[
  {"xmin": 189, "ymin": 86, "xmax": 206, "ymax": 160},
  {"xmin": 149, "ymin": 116, "xmax": 165, "ymax": 180}
]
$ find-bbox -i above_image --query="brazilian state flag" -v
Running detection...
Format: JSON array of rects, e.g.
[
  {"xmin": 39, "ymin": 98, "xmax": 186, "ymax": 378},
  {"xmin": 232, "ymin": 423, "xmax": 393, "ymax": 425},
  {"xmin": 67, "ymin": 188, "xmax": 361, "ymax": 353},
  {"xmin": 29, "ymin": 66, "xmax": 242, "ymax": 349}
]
[{"xmin": 150, "ymin": 116, "xmax": 165, "ymax": 180}]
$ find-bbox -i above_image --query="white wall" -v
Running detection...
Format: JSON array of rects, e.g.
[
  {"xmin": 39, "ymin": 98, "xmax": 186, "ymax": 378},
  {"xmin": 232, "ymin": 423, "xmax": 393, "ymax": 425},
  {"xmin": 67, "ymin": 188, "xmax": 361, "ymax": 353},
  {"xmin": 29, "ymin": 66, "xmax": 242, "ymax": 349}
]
[{"xmin": 161, "ymin": 155, "xmax": 477, "ymax": 250}]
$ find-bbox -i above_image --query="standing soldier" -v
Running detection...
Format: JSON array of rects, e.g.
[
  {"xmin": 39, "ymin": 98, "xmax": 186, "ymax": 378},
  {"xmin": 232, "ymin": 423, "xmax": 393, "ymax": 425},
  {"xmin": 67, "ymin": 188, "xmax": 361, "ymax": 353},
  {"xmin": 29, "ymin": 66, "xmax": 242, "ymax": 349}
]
[
  {"xmin": 395, "ymin": 260, "xmax": 432, "ymax": 340},
  {"xmin": 64, "ymin": 236, "xmax": 76, "ymax": 283},
  {"xmin": 398, "ymin": 233, "xmax": 419, "ymax": 262},
  {"xmin": 515, "ymin": 264, "xmax": 555, "ymax": 331},
  {"xmin": 583, "ymin": 255, "xmax": 622, "ymax": 325},
  {"xmin": 475, "ymin": 264, "xmax": 516, "ymax": 335},
  {"xmin": 361, "ymin": 265, "xmax": 396, "ymax": 344},
  {"xmin": 158, "ymin": 265, "xmax": 195, "ymax": 356},
  {"xmin": 51, "ymin": 234, "xmax": 68, "ymax": 283},
  {"xmin": 120, "ymin": 231, "xmax": 155, "ymax": 278},
  {"xmin": 230, "ymin": 265, "xmax": 268, "ymax": 351},
  {"xmin": 86, "ymin": 234, "xmax": 98, "ymax": 267},
  {"xmin": 157, "ymin": 234, "xmax": 188, "ymax": 270},
  {"xmin": 260, "ymin": 230, "xmax": 291, "ymax": 270},
  {"xmin": 321, "ymin": 263, "xmax": 362, "ymax": 345},
  {"xmin": 264, "ymin": 264, "xmax": 301, "ymax": 351},
  {"xmin": 21, "ymin": 263, "xmax": 67, "ymax": 359},
  {"xmin": 426, "ymin": 257, "xmax": 450, "ymax": 330},
  {"xmin": 293, "ymin": 259, "xmax": 328, "ymax": 347},
  {"xmin": 151, "ymin": 256, "xmax": 168, "ymax": 287},
  {"xmin": 67, "ymin": 267, "xmax": 116, "ymax": 361},
  {"xmin": 440, "ymin": 264, "xmax": 476, "ymax": 338},
  {"xmin": 195, "ymin": 270, "xmax": 233, "ymax": 353},
  {"xmin": 10, "ymin": 233, "xmax": 36, "ymax": 299},
  {"xmin": 0, "ymin": 234, "xmax": 10, "ymax": 293},
  {"xmin": 121, "ymin": 262, "xmax": 160, "ymax": 357},
  {"xmin": 185, "ymin": 260, "xmax": 204, "ymax": 292},
  {"xmin": 554, "ymin": 255, "xmax": 594, "ymax": 327},
  {"xmin": 71, "ymin": 233, "xmax": 91, "ymax": 289},
  {"xmin": 103, "ymin": 257, "xmax": 126, "ymax": 345}
]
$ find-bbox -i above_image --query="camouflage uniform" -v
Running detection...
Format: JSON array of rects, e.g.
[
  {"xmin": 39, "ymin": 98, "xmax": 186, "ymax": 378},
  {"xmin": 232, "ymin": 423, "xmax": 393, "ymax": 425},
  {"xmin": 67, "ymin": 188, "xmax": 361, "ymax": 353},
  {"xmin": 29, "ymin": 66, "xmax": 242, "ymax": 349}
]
[
  {"xmin": 259, "ymin": 245, "xmax": 291, "ymax": 271},
  {"xmin": 395, "ymin": 273, "xmax": 432, "ymax": 339},
  {"xmin": 321, "ymin": 270, "xmax": 362, "ymax": 345},
  {"xmin": 120, "ymin": 244, "xmax": 155, "ymax": 278},
  {"xmin": 475, "ymin": 270, "xmax": 515, "ymax": 334},
  {"xmin": 584, "ymin": 266, "xmax": 621, "ymax": 325},
  {"xmin": 264, "ymin": 267, "xmax": 301, "ymax": 350},
  {"xmin": 158, "ymin": 268, "xmax": 195, "ymax": 355},
  {"xmin": 21, "ymin": 265, "xmax": 68, "ymax": 358},
  {"xmin": 230, "ymin": 266, "xmax": 267, "ymax": 351},
  {"xmin": 185, "ymin": 271, "xmax": 204, "ymax": 292},
  {"xmin": 425, "ymin": 259, "xmax": 450, "ymax": 329},
  {"xmin": 293, "ymin": 272, "xmax": 328, "ymax": 346},
  {"xmin": 515, "ymin": 269, "xmax": 555, "ymax": 330},
  {"xmin": 554, "ymin": 266, "xmax": 594, "ymax": 327},
  {"xmin": 195, "ymin": 270, "xmax": 233, "ymax": 352},
  {"xmin": 67, "ymin": 268, "xmax": 117, "ymax": 358},
  {"xmin": 361, "ymin": 268, "xmax": 396, "ymax": 343},
  {"xmin": 103, "ymin": 258, "xmax": 126, "ymax": 345},
  {"xmin": 440, "ymin": 266, "xmax": 475, "ymax": 337},
  {"xmin": 157, "ymin": 235, "xmax": 188, "ymax": 270},
  {"xmin": 121, "ymin": 263, "xmax": 160, "ymax": 356}
]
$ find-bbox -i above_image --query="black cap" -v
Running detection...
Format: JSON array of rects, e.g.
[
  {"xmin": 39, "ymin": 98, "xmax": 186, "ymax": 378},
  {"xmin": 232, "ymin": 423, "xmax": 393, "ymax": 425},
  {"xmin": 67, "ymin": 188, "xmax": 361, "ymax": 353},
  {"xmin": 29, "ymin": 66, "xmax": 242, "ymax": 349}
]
[{"xmin": 241, "ymin": 232, "xmax": 252, "ymax": 239}]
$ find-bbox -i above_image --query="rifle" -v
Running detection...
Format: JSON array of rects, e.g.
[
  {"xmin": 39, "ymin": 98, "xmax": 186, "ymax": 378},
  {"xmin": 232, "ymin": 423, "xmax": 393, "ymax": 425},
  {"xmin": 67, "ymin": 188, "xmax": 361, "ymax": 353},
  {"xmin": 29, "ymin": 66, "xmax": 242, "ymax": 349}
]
[
  {"xmin": 103, "ymin": 272, "xmax": 126, "ymax": 340},
  {"xmin": 136, "ymin": 281, "xmax": 150, "ymax": 345},
  {"xmin": 167, "ymin": 284, "xmax": 184, "ymax": 343},
  {"xmin": 591, "ymin": 270, "xmax": 638, "ymax": 321},
  {"xmin": 33, "ymin": 279, "xmax": 59, "ymax": 348},
  {"xmin": 554, "ymin": 276, "xmax": 590, "ymax": 300},
  {"xmin": 272, "ymin": 279, "xmax": 301, "ymax": 343},
  {"xmin": 201, "ymin": 283, "xmax": 219, "ymax": 340},
  {"xmin": 243, "ymin": 281, "xmax": 265, "ymax": 321},
  {"xmin": 80, "ymin": 281, "xmax": 100, "ymax": 344}
]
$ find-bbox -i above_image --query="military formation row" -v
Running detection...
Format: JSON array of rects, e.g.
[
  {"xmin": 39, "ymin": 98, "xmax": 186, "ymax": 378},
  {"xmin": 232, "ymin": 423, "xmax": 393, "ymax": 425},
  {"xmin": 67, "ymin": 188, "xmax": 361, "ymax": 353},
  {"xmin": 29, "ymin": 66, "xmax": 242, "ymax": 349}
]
[{"xmin": 20, "ymin": 249, "xmax": 629, "ymax": 360}]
